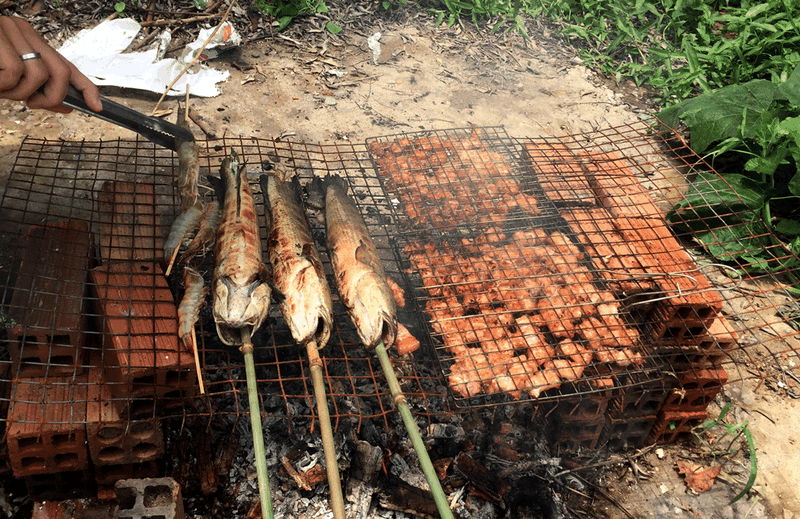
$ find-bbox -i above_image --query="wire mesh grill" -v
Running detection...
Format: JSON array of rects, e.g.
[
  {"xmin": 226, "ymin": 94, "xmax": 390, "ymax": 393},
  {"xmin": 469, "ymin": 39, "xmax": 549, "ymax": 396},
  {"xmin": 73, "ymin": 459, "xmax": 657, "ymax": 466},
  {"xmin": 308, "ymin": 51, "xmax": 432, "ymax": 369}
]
[
  {"xmin": 0, "ymin": 136, "xmax": 448, "ymax": 441},
  {"xmin": 2, "ymin": 120, "xmax": 800, "ymax": 453},
  {"xmin": 365, "ymin": 124, "xmax": 800, "ymax": 413}
]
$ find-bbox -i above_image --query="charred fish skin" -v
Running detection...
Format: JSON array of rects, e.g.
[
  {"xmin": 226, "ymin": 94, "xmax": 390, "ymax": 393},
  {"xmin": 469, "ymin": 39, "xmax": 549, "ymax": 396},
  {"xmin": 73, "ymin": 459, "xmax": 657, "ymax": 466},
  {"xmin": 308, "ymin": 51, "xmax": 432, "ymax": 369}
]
[
  {"xmin": 212, "ymin": 150, "xmax": 271, "ymax": 346},
  {"xmin": 260, "ymin": 174, "xmax": 334, "ymax": 348},
  {"xmin": 313, "ymin": 174, "xmax": 397, "ymax": 349}
]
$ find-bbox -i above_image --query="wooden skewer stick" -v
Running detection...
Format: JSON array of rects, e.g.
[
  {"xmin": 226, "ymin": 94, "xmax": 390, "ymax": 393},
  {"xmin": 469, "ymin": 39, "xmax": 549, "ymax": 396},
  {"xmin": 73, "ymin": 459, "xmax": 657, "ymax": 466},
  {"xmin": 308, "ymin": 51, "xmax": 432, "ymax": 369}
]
[
  {"xmin": 241, "ymin": 328, "xmax": 274, "ymax": 519},
  {"xmin": 164, "ymin": 243, "xmax": 181, "ymax": 277},
  {"xmin": 305, "ymin": 340, "xmax": 345, "ymax": 519},
  {"xmin": 191, "ymin": 327, "xmax": 205, "ymax": 394}
]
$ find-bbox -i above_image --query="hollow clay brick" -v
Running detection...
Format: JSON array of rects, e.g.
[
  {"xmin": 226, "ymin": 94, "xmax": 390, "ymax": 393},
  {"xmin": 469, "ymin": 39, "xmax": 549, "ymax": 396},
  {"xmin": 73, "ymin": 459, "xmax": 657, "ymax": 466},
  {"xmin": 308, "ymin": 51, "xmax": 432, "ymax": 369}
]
[
  {"xmin": 648, "ymin": 410, "xmax": 708, "ymax": 444},
  {"xmin": 6, "ymin": 375, "xmax": 89, "ymax": 477},
  {"xmin": 523, "ymin": 141, "xmax": 596, "ymax": 204},
  {"xmin": 604, "ymin": 414, "xmax": 658, "ymax": 451},
  {"xmin": 98, "ymin": 181, "xmax": 163, "ymax": 263},
  {"xmin": 581, "ymin": 150, "xmax": 663, "ymax": 220},
  {"xmin": 86, "ymin": 368, "xmax": 164, "ymax": 467},
  {"xmin": 115, "ymin": 477, "xmax": 185, "ymax": 519},
  {"xmin": 89, "ymin": 261, "xmax": 195, "ymax": 401},
  {"xmin": 8, "ymin": 221, "xmax": 93, "ymax": 378},
  {"xmin": 661, "ymin": 366, "xmax": 728, "ymax": 413}
]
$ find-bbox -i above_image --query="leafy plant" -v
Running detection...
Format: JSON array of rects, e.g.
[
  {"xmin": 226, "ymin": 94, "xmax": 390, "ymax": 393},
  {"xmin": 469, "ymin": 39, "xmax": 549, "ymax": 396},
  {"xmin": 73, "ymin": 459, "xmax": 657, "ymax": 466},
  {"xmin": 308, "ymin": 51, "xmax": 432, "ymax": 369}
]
[
  {"xmin": 253, "ymin": 0, "xmax": 340, "ymax": 33},
  {"xmin": 659, "ymin": 64, "xmax": 800, "ymax": 275},
  {"xmin": 692, "ymin": 403, "xmax": 757, "ymax": 504}
]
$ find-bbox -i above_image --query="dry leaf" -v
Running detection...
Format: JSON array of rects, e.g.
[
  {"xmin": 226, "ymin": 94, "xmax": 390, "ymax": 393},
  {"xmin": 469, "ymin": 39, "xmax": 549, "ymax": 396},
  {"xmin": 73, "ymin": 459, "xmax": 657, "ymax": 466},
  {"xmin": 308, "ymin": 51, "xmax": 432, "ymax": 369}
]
[{"xmin": 676, "ymin": 459, "xmax": 722, "ymax": 493}]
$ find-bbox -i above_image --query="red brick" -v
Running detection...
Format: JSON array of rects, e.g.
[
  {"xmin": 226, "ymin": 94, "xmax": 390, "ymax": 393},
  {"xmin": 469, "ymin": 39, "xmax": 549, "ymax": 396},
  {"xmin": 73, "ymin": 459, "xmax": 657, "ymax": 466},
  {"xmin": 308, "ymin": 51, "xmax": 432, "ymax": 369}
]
[
  {"xmin": 115, "ymin": 477, "xmax": 185, "ymax": 519},
  {"xmin": 523, "ymin": 141, "xmax": 596, "ymax": 204},
  {"xmin": 97, "ymin": 181, "xmax": 163, "ymax": 263},
  {"xmin": 648, "ymin": 410, "xmax": 708, "ymax": 444},
  {"xmin": 707, "ymin": 315, "xmax": 739, "ymax": 351},
  {"xmin": 8, "ymin": 222, "xmax": 92, "ymax": 377},
  {"xmin": 548, "ymin": 414, "xmax": 607, "ymax": 452},
  {"xmin": 604, "ymin": 414, "xmax": 658, "ymax": 450},
  {"xmin": 90, "ymin": 261, "xmax": 195, "ymax": 401},
  {"xmin": 86, "ymin": 368, "xmax": 164, "ymax": 467},
  {"xmin": 662, "ymin": 366, "xmax": 728, "ymax": 412},
  {"xmin": 6, "ymin": 376, "xmax": 89, "ymax": 477},
  {"xmin": 582, "ymin": 150, "xmax": 664, "ymax": 220}
]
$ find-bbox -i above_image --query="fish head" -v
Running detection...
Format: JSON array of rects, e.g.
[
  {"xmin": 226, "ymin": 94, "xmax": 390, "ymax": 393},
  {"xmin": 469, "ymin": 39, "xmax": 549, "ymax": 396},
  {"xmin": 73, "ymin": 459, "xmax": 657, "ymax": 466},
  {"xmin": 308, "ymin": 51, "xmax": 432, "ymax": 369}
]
[{"xmin": 212, "ymin": 275, "xmax": 272, "ymax": 344}]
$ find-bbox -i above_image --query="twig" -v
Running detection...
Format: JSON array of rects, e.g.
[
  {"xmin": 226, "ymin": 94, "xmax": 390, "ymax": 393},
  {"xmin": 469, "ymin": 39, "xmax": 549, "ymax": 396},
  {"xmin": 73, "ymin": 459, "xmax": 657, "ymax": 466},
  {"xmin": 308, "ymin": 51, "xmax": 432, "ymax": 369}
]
[
  {"xmin": 151, "ymin": 0, "xmax": 237, "ymax": 115},
  {"xmin": 141, "ymin": 13, "xmax": 224, "ymax": 28},
  {"xmin": 188, "ymin": 106, "xmax": 217, "ymax": 138}
]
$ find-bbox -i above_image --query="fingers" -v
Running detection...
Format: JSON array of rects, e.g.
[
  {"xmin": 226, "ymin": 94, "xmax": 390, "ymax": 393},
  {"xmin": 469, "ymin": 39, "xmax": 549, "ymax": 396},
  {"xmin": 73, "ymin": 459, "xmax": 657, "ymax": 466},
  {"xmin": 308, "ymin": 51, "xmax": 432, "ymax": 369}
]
[{"xmin": 0, "ymin": 16, "xmax": 101, "ymax": 113}]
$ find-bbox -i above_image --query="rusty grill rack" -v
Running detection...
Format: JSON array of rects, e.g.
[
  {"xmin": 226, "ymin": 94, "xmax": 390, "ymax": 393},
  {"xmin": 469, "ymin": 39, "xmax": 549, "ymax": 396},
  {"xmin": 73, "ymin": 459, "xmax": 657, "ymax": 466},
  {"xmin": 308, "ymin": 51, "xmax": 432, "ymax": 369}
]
[{"xmin": 1, "ymin": 121, "xmax": 799, "ymax": 467}]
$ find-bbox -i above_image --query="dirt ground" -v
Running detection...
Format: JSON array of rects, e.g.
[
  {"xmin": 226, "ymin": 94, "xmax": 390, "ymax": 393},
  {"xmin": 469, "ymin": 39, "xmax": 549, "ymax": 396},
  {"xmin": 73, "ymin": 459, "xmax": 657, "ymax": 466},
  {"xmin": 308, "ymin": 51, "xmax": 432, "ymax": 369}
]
[{"xmin": 2, "ymin": 5, "xmax": 800, "ymax": 519}]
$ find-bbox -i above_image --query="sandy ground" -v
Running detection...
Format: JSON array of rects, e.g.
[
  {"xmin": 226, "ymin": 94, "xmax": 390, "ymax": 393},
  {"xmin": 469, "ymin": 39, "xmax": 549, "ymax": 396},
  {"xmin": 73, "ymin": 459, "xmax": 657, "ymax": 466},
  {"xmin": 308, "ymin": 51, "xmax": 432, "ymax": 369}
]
[{"xmin": 2, "ymin": 10, "xmax": 800, "ymax": 519}]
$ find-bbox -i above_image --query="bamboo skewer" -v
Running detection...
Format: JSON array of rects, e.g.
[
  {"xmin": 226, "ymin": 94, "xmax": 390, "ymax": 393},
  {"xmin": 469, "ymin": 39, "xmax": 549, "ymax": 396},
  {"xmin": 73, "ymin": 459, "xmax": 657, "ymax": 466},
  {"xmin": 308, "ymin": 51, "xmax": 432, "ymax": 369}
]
[
  {"xmin": 241, "ymin": 328, "xmax": 274, "ymax": 519},
  {"xmin": 374, "ymin": 341, "xmax": 454, "ymax": 519},
  {"xmin": 305, "ymin": 340, "xmax": 346, "ymax": 519},
  {"xmin": 191, "ymin": 327, "xmax": 205, "ymax": 394}
]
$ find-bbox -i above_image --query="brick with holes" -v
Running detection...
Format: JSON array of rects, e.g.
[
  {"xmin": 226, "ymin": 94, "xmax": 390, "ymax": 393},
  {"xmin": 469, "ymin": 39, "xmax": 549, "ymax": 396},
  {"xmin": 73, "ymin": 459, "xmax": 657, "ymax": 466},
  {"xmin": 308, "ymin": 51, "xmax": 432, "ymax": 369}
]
[
  {"xmin": 90, "ymin": 261, "xmax": 196, "ymax": 402},
  {"xmin": 6, "ymin": 375, "xmax": 89, "ymax": 477},
  {"xmin": 115, "ymin": 477, "xmax": 185, "ymax": 519},
  {"xmin": 7, "ymin": 221, "xmax": 93, "ymax": 378},
  {"xmin": 86, "ymin": 368, "xmax": 164, "ymax": 468}
]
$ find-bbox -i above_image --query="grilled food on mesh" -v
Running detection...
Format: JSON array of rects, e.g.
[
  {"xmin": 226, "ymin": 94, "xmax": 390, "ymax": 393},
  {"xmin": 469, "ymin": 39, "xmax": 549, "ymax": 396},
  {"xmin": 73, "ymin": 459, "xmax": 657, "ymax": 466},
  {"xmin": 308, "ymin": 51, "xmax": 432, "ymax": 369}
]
[
  {"xmin": 211, "ymin": 149, "xmax": 271, "ymax": 346},
  {"xmin": 260, "ymin": 173, "xmax": 333, "ymax": 348},
  {"xmin": 311, "ymin": 174, "xmax": 397, "ymax": 349}
]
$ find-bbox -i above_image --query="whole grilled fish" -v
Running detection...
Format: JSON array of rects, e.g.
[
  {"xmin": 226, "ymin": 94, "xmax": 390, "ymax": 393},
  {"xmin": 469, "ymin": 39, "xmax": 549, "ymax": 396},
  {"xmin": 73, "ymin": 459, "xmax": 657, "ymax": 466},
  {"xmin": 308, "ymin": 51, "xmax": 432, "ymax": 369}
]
[
  {"xmin": 311, "ymin": 174, "xmax": 397, "ymax": 349},
  {"xmin": 260, "ymin": 173, "xmax": 333, "ymax": 348},
  {"xmin": 211, "ymin": 150, "xmax": 271, "ymax": 346}
]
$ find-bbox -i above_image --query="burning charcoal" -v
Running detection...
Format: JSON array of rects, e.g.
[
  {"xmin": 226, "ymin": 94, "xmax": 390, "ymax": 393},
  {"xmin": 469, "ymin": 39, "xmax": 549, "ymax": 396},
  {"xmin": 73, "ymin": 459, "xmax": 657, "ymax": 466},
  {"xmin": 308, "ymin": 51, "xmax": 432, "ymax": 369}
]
[
  {"xmin": 377, "ymin": 475, "xmax": 440, "ymax": 519},
  {"xmin": 346, "ymin": 441, "xmax": 382, "ymax": 519},
  {"xmin": 454, "ymin": 452, "xmax": 508, "ymax": 502}
]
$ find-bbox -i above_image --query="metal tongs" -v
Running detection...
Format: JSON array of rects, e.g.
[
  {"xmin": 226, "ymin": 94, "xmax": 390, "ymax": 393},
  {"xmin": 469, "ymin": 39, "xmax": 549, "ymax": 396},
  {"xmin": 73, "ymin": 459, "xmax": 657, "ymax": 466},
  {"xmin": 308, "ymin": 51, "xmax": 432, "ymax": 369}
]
[{"xmin": 59, "ymin": 84, "xmax": 195, "ymax": 151}]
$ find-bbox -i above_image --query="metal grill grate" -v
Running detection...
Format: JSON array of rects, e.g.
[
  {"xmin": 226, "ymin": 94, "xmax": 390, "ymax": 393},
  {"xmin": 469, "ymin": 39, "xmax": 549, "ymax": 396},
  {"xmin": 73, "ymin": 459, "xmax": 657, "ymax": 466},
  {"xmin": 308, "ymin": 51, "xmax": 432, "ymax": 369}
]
[{"xmin": 2, "ymin": 121, "xmax": 800, "ymax": 452}]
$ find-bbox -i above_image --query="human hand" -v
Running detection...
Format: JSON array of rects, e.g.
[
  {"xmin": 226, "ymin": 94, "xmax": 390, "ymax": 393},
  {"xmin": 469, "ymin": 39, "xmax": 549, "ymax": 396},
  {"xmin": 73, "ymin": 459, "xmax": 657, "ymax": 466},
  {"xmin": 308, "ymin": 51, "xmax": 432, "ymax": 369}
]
[{"xmin": 0, "ymin": 16, "xmax": 102, "ymax": 113}]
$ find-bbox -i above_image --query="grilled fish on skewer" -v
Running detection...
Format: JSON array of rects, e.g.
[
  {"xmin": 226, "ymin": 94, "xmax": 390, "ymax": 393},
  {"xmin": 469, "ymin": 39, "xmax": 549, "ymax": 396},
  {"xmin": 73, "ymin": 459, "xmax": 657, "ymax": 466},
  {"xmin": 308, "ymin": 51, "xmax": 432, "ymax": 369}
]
[
  {"xmin": 260, "ymin": 173, "xmax": 333, "ymax": 348},
  {"xmin": 311, "ymin": 174, "xmax": 397, "ymax": 349},
  {"xmin": 212, "ymin": 150, "xmax": 271, "ymax": 346}
]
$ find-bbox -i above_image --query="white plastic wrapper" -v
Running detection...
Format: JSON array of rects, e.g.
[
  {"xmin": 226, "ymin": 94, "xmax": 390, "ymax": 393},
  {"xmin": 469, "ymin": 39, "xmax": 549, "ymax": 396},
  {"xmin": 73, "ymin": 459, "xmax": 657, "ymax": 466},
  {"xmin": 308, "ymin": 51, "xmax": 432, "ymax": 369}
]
[
  {"xmin": 180, "ymin": 22, "xmax": 242, "ymax": 63},
  {"xmin": 367, "ymin": 32, "xmax": 381, "ymax": 65},
  {"xmin": 59, "ymin": 19, "xmax": 230, "ymax": 97}
]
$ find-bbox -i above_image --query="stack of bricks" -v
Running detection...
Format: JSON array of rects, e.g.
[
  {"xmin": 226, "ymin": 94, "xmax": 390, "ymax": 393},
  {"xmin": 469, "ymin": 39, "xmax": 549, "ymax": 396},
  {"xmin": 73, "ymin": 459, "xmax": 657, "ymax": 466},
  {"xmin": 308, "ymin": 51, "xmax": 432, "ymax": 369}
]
[
  {"xmin": 524, "ymin": 141, "xmax": 734, "ymax": 450},
  {"xmin": 115, "ymin": 477, "xmax": 185, "ymax": 519},
  {"xmin": 4, "ymin": 181, "xmax": 198, "ymax": 500},
  {"xmin": 545, "ymin": 389, "xmax": 613, "ymax": 452}
]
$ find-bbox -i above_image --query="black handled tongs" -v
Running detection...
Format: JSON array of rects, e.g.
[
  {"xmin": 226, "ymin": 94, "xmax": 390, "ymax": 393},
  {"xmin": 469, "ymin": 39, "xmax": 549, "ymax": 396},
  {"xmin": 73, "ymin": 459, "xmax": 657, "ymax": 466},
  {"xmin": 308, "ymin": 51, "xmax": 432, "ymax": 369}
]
[{"xmin": 59, "ymin": 84, "xmax": 195, "ymax": 151}]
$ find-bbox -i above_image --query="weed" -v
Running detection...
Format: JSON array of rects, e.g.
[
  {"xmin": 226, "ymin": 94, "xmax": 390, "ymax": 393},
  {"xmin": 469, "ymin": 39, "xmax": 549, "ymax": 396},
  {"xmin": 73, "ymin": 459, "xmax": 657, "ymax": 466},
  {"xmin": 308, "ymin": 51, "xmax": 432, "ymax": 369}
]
[
  {"xmin": 692, "ymin": 403, "xmax": 757, "ymax": 504},
  {"xmin": 253, "ymin": 0, "xmax": 340, "ymax": 33}
]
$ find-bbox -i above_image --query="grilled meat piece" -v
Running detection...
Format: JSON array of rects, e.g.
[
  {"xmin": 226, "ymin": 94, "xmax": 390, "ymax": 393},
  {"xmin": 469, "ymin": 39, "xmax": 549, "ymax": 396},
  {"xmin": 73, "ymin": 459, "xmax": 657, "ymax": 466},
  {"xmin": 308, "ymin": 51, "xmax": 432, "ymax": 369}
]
[
  {"xmin": 311, "ymin": 174, "xmax": 397, "ymax": 349},
  {"xmin": 260, "ymin": 173, "xmax": 333, "ymax": 348},
  {"xmin": 211, "ymin": 150, "xmax": 271, "ymax": 346}
]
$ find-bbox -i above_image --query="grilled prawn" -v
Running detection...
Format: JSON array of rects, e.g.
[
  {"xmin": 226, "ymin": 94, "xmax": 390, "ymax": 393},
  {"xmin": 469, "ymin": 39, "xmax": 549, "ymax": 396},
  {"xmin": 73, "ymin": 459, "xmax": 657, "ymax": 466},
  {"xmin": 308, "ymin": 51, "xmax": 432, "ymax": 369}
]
[
  {"xmin": 176, "ymin": 105, "xmax": 200, "ymax": 212},
  {"xmin": 311, "ymin": 174, "xmax": 397, "ymax": 349},
  {"xmin": 260, "ymin": 173, "xmax": 333, "ymax": 348},
  {"xmin": 212, "ymin": 150, "xmax": 271, "ymax": 346}
]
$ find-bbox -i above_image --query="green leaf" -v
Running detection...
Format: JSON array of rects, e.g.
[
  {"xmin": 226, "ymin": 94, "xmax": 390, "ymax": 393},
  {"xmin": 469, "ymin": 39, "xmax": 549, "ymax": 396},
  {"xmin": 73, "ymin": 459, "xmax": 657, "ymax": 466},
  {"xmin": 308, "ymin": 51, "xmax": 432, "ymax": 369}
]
[
  {"xmin": 114, "ymin": 1, "xmax": 126, "ymax": 13},
  {"xmin": 775, "ymin": 219, "xmax": 800, "ymax": 236},
  {"xmin": 658, "ymin": 80, "xmax": 781, "ymax": 152},
  {"xmin": 788, "ymin": 171, "xmax": 800, "ymax": 197},
  {"xmin": 779, "ymin": 64, "xmax": 800, "ymax": 106},
  {"xmin": 325, "ymin": 21, "xmax": 342, "ymax": 34}
]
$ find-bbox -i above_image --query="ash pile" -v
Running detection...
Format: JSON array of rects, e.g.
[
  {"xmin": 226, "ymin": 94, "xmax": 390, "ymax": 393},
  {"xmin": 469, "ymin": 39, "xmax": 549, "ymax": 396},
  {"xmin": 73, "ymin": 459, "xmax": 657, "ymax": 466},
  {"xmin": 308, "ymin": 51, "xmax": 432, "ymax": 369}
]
[{"xmin": 0, "ymin": 123, "xmax": 745, "ymax": 518}]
